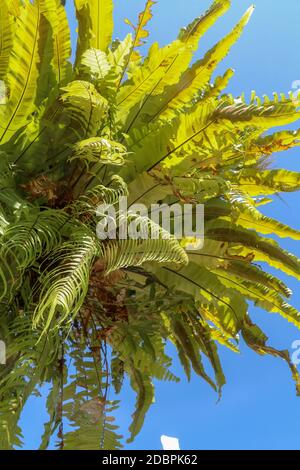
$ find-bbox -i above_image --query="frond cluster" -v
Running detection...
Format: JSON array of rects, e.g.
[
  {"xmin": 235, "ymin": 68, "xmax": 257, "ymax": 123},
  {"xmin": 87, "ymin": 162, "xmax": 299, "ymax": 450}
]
[{"xmin": 0, "ymin": 0, "xmax": 300, "ymax": 449}]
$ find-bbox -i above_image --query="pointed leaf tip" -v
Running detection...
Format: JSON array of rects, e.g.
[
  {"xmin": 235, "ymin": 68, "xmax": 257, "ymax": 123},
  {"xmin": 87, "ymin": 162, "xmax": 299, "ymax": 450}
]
[{"xmin": 247, "ymin": 5, "xmax": 255, "ymax": 17}]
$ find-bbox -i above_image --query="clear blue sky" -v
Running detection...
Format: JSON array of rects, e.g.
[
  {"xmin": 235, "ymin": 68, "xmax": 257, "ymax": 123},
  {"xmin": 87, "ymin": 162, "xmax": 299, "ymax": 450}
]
[{"xmin": 20, "ymin": 0, "xmax": 300, "ymax": 450}]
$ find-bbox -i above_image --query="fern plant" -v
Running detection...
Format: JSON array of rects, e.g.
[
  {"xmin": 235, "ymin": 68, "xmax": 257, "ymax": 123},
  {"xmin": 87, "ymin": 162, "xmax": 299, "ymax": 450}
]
[{"xmin": 1, "ymin": 0, "xmax": 300, "ymax": 449}]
